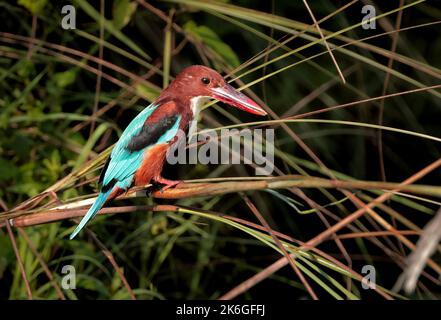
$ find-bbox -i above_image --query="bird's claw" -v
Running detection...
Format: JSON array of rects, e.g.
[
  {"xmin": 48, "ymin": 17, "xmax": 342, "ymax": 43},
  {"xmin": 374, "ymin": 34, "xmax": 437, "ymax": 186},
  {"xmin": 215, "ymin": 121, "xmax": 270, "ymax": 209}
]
[{"xmin": 155, "ymin": 177, "xmax": 181, "ymax": 193}]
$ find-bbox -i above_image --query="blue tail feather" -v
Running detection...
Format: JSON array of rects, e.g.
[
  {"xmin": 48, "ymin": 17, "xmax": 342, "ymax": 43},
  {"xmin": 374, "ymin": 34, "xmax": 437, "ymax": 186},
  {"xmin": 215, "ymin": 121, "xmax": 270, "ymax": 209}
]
[{"xmin": 69, "ymin": 188, "xmax": 112, "ymax": 240}]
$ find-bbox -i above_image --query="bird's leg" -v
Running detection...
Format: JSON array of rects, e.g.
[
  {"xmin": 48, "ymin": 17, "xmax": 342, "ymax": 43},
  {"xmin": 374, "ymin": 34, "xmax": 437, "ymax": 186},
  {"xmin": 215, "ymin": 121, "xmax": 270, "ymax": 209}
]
[{"xmin": 154, "ymin": 176, "xmax": 182, "ymax": 192}]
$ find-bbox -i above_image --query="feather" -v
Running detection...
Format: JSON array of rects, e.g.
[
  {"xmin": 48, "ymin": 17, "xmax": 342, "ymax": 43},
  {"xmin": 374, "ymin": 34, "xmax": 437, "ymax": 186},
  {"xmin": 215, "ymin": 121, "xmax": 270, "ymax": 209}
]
[
  {"xmin": 102, "ymin": 104, "xmax": 159, "ymax": 188},
  {"xmin": 69, "ymin": 188, "xmax": 112, "ymax": 239},
  {"xmin": 127, "ymin": 114, "xmax": 180, "ymax": 152}
]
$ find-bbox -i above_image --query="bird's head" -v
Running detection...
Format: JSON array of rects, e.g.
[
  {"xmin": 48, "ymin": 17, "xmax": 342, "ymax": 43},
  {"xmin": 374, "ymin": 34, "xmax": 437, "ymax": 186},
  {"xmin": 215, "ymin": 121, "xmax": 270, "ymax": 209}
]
[{"xmin": 166, "ymin": 65, "xmax": 267, "ymax": 116}]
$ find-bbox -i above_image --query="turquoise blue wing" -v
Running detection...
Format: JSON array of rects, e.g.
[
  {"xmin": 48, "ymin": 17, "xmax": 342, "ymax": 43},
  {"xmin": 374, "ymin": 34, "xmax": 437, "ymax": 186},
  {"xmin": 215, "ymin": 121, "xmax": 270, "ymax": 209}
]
[
  {"xmin": 101, "ymin": 104, "xmax": 157, "ymax": 188},
  {"xmin": 101, "ymin": 104, "xmax": 181, "ymax": 190}
]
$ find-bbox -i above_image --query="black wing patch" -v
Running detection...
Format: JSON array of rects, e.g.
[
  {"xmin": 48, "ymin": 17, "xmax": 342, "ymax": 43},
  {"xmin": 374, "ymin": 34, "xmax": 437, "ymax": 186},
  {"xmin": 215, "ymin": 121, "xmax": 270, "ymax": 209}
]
[
  {"xmin": 99, "ymin": 156, "xmax": 111, "ymax": 185},
  {"xmin": 126, "ymin": 114, "xmax": 179, "ymax": 152},
  {"xmin": 99, "ymin": 156, "xmax": 117, "ymax": 192}
]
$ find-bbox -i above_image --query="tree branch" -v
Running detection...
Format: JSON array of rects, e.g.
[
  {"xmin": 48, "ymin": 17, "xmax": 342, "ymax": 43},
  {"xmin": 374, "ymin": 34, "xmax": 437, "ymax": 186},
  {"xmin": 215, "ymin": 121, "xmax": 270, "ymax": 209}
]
[{"xmin": 1, "ymin": 175, "xmax": 440, "ymax": 228}]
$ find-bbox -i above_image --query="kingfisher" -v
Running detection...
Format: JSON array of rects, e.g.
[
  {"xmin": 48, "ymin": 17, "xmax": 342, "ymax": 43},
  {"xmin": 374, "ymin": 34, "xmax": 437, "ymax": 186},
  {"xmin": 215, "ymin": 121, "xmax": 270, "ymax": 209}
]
[{"xmin": 70, "ymin": 65, "xmax": 267, "ymax": 239}]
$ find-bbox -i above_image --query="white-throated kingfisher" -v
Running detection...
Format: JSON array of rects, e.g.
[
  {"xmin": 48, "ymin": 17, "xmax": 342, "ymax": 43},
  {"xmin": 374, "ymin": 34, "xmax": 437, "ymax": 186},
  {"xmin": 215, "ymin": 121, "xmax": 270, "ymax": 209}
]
[{"xmin": 70, "ymin": 65, "xmax": 267, "ymax": 239}]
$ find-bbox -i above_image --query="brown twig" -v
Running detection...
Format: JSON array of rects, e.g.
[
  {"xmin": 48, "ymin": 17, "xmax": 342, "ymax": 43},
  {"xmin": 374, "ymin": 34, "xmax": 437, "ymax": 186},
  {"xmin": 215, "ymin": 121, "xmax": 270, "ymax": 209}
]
[
  {"xmin": 3, "ymin": 175, "xmax": 441, "ymax": 227},
  {"xmin": 336, "ymin": 230, "xmax": 419, "ymax": 240},
  {"xmin": 0, "ymin": 201, "xmax": 33, "ymax": 299},
  {"xmin": 6, "ymin": 205, "xmax": 156, "ymax": 228},
  {"xmin": 377, "ymin": 0, "xmax": 405, "ymax": 184},
  {"xmin": 302, "ymin": 0, "xmax": 345, "ymax": 83},
  {"xmin": 5, "ymin": 221, "xmax": 33, "ymax": 299}
]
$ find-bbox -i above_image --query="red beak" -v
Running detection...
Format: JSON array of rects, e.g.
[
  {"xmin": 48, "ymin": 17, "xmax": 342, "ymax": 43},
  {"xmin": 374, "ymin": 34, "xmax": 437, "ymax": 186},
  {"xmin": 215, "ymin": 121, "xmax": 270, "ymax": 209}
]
[{"xmin": 210, "ymin": 84, "xmax": 267, "ymax": 116}]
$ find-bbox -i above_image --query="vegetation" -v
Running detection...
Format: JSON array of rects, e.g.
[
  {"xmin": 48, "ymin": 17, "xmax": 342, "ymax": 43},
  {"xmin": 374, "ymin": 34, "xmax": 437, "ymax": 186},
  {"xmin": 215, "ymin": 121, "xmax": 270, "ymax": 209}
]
[{"xmin": 0, "ymin": 0, "xmax": 440, "ymax": 300}]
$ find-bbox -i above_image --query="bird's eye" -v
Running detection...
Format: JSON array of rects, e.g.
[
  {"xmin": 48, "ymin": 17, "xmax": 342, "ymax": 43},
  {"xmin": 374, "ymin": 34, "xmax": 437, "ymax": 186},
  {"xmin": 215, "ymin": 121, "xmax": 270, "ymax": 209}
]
[{"xmin": 201, "ymin": 77, "xmax": 210, "ymax": 85}]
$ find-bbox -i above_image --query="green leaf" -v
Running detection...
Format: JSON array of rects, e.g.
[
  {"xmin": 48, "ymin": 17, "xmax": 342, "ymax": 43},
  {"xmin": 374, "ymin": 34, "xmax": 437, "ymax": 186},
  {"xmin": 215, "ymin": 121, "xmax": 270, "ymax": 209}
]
[
  {"xmin": 42, "ymin": 150, "xmax": 62, "ymax": 182},
  {"xmin": 111, "ymin": 269, "xmax": 123, "ymax": 293},
  {"xmin": 53, "ymin": 69, "xmax": 77, "ymax": 88},
  {"xmin": 16, "ymin": 59, "xmax": 35, "ymax": 79},
  {"xmin": 18, "ymin": 0, "xmax": 47, "ymax": 15},
  {"xmin": 163, "ymin": 10, "xmax": 174, "ymax": 89},
  {"xmin": 73, "ymin": 123, "xmax": 110, "ymax": 170},
  {"xmin": 135, "ymin": 83, "xmax": 159, "ymax": 102},
  {"xmin": 184, "ymin": 21, "xmax": 240, "ymax": 67},
  {"xmin": 113, "ymin": 0, "xmax": 137, "ymax": 30},
  {"xmin": 74, "ymin": 0, "xmax": 151, "ymax": 60},
  {"xmin": 0, "ymin": 157, "xmax": 17, "ymax": 181}
]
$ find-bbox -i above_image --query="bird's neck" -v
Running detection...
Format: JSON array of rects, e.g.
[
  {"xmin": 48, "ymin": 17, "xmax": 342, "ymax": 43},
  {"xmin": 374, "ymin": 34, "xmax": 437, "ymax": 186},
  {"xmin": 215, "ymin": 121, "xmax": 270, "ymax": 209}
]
[
  {"xmin": 188, "ymin": 96, "xmax": 209, "ymax": 139},
  {"xmin": 190, "ymin": 96, "xmax": 209, "ymax": 118},
  {"xmin": 154, "ymin": 92, "xmax": 209, "ymax": 140}
]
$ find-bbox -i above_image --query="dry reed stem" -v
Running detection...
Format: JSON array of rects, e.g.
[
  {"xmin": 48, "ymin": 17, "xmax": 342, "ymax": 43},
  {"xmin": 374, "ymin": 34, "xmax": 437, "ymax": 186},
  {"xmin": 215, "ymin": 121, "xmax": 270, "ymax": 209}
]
[
  {"xmin": 5, "ymin": 221, "xmax": 33, "ymax": 299},
  {"xmin": 302, "ymin": 0, "xmax": 346, "ymax": 84},
  {"xmin": 2, "ymin": 175, "xmax": 441, "ymax": 227}
]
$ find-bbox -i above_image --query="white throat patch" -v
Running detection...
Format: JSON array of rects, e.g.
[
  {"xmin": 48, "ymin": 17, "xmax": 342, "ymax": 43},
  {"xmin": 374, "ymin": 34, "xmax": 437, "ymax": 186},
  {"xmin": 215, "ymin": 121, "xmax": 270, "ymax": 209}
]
[
  {"xmin": 188, "ymin": 96, "xmax": 209, "ymax": 141},
  {"xmin": 190, "ymin": 96, "xmax": 209, "ymax": 117}
]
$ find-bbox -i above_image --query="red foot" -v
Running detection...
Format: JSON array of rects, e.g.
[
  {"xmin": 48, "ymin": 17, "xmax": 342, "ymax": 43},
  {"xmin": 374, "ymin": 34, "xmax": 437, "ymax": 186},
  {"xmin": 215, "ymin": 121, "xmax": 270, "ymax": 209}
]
[{"xmin": 155, "ymin": 177, "xmax": 182, "ymax": 192}]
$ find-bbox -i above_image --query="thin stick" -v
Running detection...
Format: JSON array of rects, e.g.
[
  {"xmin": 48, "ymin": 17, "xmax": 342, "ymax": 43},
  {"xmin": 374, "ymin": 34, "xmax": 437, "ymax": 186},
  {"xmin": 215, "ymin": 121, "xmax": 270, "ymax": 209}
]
[
  {"xmin": 6, "ymin": 205, "xmax": 155, "ymax": 228},
  {"xmin": 302, "ymin": 0, "xmax": 346, "ymax": 83},
  {"xmin": 292, "ymin": 84, "xmax": 441, "ymax": 120},
  {"xmin": 17, "ymin": 228, "xmax": 66, "ymax": 300},
  {"xmin": 378, "ymin": 0, "xmax": 405, "ymax": 183},
  {"xmin": 26, "ymin": 15, "xmax": 37, "ymax": 59},
  {"xmin": 336, "ymin": 230, "xmax": 419, "ymax": 240},
  {"xmin": 0, "ymin": 201, "xmax": 33, "ymax": 300},
  {"xmin": 90, "ymin": 0, "xmax": 105, "ymax": 134},
  {"xmin": 5, "ymin": 221, "xmax": 33, "ymax": 299}
]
